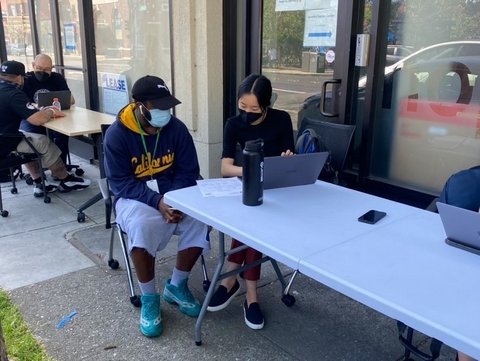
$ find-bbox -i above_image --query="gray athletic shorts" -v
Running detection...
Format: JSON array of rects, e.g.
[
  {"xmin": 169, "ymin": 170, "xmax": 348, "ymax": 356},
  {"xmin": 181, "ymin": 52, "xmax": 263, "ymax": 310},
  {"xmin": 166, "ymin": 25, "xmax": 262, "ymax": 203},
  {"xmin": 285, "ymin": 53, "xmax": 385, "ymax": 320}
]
[
  {"xmin": 115, "ymin": 198, "xmax": 210, "ymax": 257},
  {"xmin": 16, "ymin": 131, "xmax": 62, "ymax": 168}
]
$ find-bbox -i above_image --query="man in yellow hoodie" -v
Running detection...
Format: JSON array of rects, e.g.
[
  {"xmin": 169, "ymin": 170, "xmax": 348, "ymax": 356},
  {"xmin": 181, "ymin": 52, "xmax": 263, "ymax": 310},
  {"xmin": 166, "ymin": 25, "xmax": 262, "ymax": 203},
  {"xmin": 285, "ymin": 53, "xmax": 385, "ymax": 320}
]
[{"xmin": 104, "ymin": 75, "xmax": 209, "ymax": 338}]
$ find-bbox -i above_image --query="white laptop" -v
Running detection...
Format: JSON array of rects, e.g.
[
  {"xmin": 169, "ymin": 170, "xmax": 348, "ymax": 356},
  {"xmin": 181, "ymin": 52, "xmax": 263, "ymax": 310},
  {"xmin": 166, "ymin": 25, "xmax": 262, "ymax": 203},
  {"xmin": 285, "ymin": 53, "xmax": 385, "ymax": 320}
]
[
  {"xmin": 437, "ymin": 202, "xmax": 480, "ymax": 255},
  {"xmin": 263, "ymin": 152, "xmax": 329, "ymax": 190}
]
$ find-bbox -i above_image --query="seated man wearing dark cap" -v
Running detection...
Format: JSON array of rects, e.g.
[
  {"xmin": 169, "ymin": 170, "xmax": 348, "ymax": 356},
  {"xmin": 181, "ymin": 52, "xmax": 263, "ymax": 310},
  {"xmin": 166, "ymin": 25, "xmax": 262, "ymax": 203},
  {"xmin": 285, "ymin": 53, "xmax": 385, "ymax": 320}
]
[
  {"xmin": 0, "ymin": 60, "xmax": 90, "ymax": 195},
  {"xmin": 103, "ymin": 75, "xmax": 209, "ymax": 338}
]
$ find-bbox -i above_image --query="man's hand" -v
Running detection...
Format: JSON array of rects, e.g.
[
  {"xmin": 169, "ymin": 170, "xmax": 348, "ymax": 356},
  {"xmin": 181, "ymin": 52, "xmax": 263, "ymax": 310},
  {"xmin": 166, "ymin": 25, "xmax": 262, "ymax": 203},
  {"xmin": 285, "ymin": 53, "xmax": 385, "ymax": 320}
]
[{"xmin": 158, "ymin": 198, "xmax": 183, "ymax": 223}]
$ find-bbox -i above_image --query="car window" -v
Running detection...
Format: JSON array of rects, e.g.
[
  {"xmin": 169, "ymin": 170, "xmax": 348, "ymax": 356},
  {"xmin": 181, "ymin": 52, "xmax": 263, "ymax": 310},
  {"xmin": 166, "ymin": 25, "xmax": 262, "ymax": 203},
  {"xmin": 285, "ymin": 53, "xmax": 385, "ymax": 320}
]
[
  {"xmin": 397, "ymin": 48, "xmax": 411, "ymax": 57},
  {"xmin": 404, "ymin": 44, "xmax": 461, "ymax": 67},
  {"xmin": 457, "ymin": 44, "xmax": 480, "ymax": 57}
]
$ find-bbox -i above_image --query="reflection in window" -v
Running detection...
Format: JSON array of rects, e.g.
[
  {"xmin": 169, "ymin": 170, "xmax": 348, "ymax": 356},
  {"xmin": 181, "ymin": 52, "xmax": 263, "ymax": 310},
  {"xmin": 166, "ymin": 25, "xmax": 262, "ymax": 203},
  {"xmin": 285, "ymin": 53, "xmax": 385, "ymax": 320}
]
[
  {"xmin": 93, "ymin": 0, "xmax": 172, "ymax": 114},
  {"xmin": 58, "ymin": 0, "xmax": 84, "ymax": 107},
  {"xmin": 371, "ymin": 1, "xmax": 480, "ymax": 194},
  {"xmin": 34, "ymin": 0, "xmax": 54, "ymax": 61},
  {"xmin": 3, "ymin": 0, "xmax": 33, "ymax": 64},
  {"xmin": 261, "ymin": 0, "xmax": 337, "ymax": 130}
]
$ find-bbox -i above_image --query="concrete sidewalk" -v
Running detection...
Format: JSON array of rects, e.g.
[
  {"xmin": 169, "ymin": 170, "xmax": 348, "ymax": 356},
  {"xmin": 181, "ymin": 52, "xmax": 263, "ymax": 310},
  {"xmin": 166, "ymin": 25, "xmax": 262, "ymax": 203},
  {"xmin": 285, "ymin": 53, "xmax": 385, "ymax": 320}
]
[{"xmin": 0, "ymin": 156, "xmax": 457, "ymax": 360}]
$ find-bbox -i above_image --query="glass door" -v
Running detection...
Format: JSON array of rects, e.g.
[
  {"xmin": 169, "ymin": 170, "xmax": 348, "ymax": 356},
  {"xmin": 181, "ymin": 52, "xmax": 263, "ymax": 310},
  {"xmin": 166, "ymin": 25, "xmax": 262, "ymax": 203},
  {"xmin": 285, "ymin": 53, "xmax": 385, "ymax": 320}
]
[
  {"xmin": 260, "ymin": 1, "xmax": 362, "ymax": 174},
  {"xmin": 262, "ymin": 0, "xmax": 480, "ymax": 195},
  {"xmin": 261, "ymin": 0, "xmax": 354, "ymax": 131},
  {"xmin": 363, "ymin": 1, "xmax": 480, "ymax": 194}
]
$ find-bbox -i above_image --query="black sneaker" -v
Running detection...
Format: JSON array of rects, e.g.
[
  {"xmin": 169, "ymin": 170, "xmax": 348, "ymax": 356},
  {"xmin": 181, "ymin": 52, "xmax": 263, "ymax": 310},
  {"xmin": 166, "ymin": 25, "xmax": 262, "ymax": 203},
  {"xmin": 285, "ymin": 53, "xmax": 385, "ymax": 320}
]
[
  {"xmin": 207, "ymin": 279, "xmax": 240, "ymax": 312},
  {"xmin": 58, "ymin": 174, "xmax": 91, "ymax": 193},
  {"xmin": 243, "ymin": 300, "xmax": 264, "ymax": 330},
  {"xmin": 33, "ymin": 181, "xmax": 57, "ymax": 198}
]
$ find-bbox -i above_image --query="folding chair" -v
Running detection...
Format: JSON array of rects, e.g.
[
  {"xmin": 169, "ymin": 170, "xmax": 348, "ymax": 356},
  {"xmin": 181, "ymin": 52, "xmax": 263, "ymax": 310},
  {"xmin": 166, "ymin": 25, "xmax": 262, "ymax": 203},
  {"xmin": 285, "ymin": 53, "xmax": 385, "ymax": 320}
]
[
  {"xmin": 99, "ymin": 177, "xmax": 212, "ymax": 308},
  {"xmin": 397, "ymin": 165, "xmax": 480, "ymax": 361},
  {"xmin": 0, "ymin": 132, "xmax": 51, "ymax": 217}
]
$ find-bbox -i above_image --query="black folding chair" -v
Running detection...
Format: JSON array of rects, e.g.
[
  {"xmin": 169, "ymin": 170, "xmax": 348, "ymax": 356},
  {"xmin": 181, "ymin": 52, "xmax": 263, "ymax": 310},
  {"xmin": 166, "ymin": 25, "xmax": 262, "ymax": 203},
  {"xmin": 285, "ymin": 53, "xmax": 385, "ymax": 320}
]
[
  {"xmin": 0, "ymin": 133, "xmax": 51, "ymax": 217},
  {"xmin": 297, "ymin": 117, "xmax": 355, "ymax": 184}
]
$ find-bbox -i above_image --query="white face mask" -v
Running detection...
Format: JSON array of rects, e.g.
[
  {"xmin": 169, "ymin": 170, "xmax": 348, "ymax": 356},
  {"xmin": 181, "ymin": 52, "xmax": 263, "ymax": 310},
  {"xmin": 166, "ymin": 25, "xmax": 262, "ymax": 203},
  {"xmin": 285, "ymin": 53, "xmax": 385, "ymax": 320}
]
[{"xmin": 147, "ymin": 108, "xmax": 171, "ymax": 128}]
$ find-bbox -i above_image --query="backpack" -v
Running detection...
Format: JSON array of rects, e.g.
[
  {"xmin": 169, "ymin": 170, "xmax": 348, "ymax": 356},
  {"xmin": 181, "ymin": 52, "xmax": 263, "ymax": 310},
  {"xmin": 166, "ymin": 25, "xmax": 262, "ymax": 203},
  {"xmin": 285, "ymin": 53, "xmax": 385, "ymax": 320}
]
[{"xmin": 295, "ymin": 128, "xmax": 335, "ymax": 182}]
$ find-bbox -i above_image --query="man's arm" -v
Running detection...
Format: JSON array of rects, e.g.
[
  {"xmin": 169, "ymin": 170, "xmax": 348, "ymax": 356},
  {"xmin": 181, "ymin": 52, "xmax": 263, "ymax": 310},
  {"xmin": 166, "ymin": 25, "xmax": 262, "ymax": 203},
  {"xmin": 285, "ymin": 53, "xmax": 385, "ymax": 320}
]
[
  {"xmin": 26, "ymin": 107, "xmax": 58, "ymax": 125},
  {"xmin": 11, "ymin": 90, "xmax": 63, "ymax": 126}
]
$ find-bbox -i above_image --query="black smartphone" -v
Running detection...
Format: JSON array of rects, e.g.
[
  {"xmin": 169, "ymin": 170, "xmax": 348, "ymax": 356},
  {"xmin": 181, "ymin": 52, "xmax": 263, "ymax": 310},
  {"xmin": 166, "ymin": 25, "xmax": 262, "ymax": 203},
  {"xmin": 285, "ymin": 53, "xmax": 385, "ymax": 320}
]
[{"xmin": 358, "ymin": 210, "xmax": 387, "ymax": 224}]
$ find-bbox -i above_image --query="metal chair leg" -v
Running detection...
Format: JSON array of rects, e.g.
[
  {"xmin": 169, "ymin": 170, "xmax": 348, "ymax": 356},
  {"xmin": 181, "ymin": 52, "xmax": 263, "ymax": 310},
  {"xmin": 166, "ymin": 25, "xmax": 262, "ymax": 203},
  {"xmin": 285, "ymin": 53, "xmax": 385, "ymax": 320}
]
[
  {"xmin": 116, "ymin": 226, "xmax": 141, "ymax": 308},
  {"xmin": 270, "ymin": 259, "xmax": 297, "ymax": 307}
]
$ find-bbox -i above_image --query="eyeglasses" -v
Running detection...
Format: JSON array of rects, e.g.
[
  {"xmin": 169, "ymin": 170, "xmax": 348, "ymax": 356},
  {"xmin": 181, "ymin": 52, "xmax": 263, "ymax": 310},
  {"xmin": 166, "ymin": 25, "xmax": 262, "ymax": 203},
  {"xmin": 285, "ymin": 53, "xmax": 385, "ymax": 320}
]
[{"xmin": 33, "ymin": 65, "xmax": 52, "ymax": 72}]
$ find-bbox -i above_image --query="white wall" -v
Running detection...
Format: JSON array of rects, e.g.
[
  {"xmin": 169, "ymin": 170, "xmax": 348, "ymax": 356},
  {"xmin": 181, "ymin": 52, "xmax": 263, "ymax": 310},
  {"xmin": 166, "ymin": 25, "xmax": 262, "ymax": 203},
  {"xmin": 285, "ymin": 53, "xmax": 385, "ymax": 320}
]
[{"xmin": 171, "ymin": 0, "xmax": 224, "ymax": 178}]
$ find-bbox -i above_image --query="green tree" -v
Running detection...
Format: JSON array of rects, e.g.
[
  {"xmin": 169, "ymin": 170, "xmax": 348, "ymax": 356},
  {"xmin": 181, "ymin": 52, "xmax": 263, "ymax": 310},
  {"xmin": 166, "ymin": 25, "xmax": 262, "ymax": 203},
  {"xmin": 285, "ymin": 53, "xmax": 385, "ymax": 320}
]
[
  {"xmin": 392, "ymin": 0, "xmax": 480, "ymax": 48},
  {"xmin": 263, "ymin": 0, "xmax": 305, "ymax": 68}
]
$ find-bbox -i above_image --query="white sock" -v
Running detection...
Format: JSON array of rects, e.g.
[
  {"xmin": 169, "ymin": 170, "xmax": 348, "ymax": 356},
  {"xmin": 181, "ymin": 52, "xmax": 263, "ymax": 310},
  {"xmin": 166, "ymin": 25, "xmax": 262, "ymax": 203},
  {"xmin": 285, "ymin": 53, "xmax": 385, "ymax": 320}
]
[
  {"xmin": 170, "ymin": 267, "xmax": 189, "ymax": 287},
  {"xmin": 138, "ymin": 278, "xmax": 156, "ymax": 295}
]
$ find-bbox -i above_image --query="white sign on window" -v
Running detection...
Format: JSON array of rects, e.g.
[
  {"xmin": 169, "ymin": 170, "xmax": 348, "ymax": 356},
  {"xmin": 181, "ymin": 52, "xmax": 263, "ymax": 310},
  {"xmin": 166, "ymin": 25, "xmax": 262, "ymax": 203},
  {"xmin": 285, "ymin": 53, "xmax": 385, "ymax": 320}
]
[
  {"xmin": 276, "ymin": 0, "xmax": 336, "ymax": 11},
  {"xmin": 305, "ymin": 0, "xmax": 335, "ymax": 10},
  {"xmin": 275, "ymin": 0, "xmax": 305, "ymax": 12},
  {"xmin": 100, "ymin": 73, "xmax": 129, "ymax": 115},
  {"xmin": 64, "ymin": 23, "xmax": 76, "ymax": 51},
  {"xmin": 303, "ymin": 8, "xmax": 337, "ymax": 47}
]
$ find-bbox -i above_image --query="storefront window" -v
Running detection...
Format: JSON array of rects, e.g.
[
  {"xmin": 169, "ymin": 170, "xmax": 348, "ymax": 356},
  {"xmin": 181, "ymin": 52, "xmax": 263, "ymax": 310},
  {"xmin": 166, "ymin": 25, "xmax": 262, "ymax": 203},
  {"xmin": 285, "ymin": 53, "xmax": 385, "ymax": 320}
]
[
  {"xmin": 34, "ymin": 0, "xmax": 54, "ymax": 60},
  {"xmin": 370, "ymin": 0, "xmax": 480, "ymax": 193},
  {"xmin": 93, "ymin": 0, "xmax": 172, "ymax": 115},
  {"xmin": 2, "ymin": 0, "xmax": 33, "ymax": 64},
  {"xmin": 261, "ymin": 0, "xmax": 337, "ymax": 130},
  {"xmin": 56, "ymin": 0, "xmax": 85, "ymax": 107}
]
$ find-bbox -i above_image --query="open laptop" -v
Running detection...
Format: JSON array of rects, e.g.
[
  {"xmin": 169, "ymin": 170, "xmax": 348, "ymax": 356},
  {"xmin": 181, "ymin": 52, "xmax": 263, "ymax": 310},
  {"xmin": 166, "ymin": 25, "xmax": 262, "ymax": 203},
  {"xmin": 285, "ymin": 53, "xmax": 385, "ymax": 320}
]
[
  {"xmin": 437, "ymin": 202, "xmax": 480, "ymax": 255},
  {"xmin": 263, "ymin": 152, "xmax": 329, "ymax": 190},
  {"xmin": 37, "ymin": 90, "xmax": 72, "ymax": 110}
]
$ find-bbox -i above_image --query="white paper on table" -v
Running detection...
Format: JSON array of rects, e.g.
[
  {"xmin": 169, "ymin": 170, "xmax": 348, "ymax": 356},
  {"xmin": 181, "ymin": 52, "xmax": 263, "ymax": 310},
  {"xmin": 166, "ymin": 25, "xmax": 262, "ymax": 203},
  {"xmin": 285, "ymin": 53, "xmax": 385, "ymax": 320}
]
[{"xmin": 196, "ymin": 177, "xmax": 242, "ymax": 197}]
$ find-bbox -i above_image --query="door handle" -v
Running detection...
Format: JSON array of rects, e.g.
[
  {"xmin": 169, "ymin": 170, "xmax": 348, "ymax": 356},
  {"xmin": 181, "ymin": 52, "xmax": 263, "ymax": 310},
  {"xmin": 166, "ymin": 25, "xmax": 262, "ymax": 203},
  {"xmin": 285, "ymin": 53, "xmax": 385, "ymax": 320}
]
[{"xmin": 321, "ymin": 79, "xmax": 341, "ymax": 117}]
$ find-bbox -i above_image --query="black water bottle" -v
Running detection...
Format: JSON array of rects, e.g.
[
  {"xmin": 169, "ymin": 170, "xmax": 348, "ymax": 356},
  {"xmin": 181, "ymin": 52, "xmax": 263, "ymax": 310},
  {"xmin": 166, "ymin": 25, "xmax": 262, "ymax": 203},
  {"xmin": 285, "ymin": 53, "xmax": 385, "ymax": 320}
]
[{"xmin": 242, "ymin": 138, "xmax": 264, "ymax": 206}]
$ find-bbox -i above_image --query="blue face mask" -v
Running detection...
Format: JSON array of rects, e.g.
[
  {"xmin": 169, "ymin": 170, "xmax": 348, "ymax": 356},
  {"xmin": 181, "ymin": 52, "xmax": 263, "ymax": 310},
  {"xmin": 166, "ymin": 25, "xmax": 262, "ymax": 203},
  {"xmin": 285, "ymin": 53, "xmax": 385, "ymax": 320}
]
[{"xmin": 147, "ymin": 109, "xmax": 171, "ymax": 128}]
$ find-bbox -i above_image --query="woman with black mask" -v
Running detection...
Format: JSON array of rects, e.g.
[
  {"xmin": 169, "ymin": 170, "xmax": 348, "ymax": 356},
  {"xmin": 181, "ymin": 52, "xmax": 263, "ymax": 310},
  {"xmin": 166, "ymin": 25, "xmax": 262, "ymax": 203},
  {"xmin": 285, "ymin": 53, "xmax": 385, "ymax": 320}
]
[{"xmin": 207, "ymin": 74, "xmax": 294, "ymax": 329}]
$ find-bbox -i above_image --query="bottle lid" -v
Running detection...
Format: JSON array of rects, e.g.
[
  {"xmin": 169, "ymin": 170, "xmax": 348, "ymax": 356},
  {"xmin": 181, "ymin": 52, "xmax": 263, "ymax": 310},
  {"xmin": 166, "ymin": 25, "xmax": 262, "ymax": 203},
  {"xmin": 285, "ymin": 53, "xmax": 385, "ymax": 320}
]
[
  {"xmin": 244, "ymin": 138, "xmax": 264, "ymax": 152},
  {"xmin": 53, "ymin": 97, "xmax": 59, "ymax": 101}
]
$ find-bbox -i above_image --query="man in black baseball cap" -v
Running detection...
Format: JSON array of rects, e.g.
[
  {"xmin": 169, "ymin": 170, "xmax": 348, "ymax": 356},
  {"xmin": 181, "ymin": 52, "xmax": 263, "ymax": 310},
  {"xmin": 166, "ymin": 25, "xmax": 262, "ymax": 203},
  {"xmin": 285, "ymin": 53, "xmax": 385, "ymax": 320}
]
[
  {"xmin": 1, "ymin": 60, "xmax": 26, "ymax": 77},
  {"xmin": 0, "ymin": 59, "xmax": 91, "ymax": 195},
  {"xmin": 131, "ymin": 75, "xmax": 181, "ymax": 110},
  {"xmin": 104, "ymin": 76, "xmax": 208, "ymax": 337}
]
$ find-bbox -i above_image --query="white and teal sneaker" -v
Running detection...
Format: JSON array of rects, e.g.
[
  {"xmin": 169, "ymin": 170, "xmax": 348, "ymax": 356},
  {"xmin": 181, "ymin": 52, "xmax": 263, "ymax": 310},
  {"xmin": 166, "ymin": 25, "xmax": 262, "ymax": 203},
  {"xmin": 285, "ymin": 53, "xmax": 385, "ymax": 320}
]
[
  {"xmin": 139, "ymin": 293, "xmax": 162, "ymax": 337},
  {"xmin": 163, "ymin": 279, "xmax": 201, "ymax": 317}
]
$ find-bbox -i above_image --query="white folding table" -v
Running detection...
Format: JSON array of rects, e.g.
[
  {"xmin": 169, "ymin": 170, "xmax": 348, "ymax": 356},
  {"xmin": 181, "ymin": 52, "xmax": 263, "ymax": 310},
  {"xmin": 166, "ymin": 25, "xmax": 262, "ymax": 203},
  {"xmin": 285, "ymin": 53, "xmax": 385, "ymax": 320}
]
[
  {"xmin": 165, "ymin": 181, "xmax": 431, "ymax": 346},
  {"xmin": 299, "ymin": 210, "xmax": 480, "ymax": 359}
]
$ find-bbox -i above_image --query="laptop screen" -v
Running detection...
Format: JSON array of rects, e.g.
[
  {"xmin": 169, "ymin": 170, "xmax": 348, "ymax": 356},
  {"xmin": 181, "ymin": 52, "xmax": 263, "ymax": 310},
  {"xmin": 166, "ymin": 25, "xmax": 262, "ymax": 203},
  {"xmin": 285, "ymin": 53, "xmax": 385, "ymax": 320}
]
[
  {"xmin": 263, "ymin": 152, "xmax": 328, "ymax": 189},
  {"xmin": 37, "ymin": 90, "xmax": 72, "ymax": 110},
  {"xmin": 437, "ymin": 202, "xmax": 480, "ymax": 255}
]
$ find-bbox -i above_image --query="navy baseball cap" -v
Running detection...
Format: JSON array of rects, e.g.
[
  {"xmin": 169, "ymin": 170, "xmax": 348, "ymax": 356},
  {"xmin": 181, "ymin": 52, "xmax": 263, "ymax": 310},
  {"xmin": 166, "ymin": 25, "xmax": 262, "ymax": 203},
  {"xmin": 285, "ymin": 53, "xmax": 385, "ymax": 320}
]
[
  {"xmin": 131, "ymin": 75, "xmax": 181, "ymax": 110},
  {"xmin": 1, "ymin": 60, "xmax": 26, "ymax": 76}
]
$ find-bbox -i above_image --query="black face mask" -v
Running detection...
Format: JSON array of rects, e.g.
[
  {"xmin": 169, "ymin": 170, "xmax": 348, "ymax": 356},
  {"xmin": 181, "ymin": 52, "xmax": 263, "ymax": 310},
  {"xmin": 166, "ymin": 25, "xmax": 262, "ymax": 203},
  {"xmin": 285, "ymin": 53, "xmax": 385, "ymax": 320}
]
[
  {"xmin": 34, "ymin": 71, "xmax": 50, "ymax": 82},
  {"xmin": 239, "ymin": 110, "xmax": 263, "ymax": 124}
]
